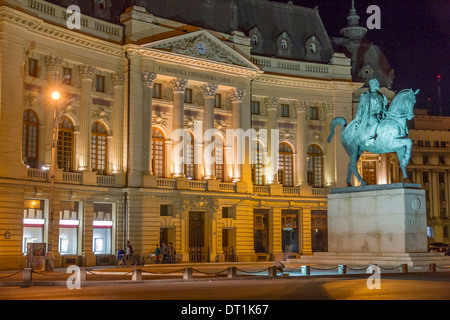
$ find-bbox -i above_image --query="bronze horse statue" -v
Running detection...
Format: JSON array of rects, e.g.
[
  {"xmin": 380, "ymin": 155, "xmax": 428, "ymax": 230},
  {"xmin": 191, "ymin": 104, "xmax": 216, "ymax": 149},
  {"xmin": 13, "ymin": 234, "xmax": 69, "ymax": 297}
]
[{"xmin": 327, "ymin": 88, "xmax": 420, "ymax": 186}]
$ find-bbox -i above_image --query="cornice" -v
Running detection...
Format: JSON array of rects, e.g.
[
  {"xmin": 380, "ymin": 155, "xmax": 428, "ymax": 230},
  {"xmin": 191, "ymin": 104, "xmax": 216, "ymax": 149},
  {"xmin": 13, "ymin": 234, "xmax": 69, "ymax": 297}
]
[
  {"xmin": 127, "ymin": 45, "xmax": 262, "ymax": 79},
  {"xmin": 0, "ymin": 6, "xmax": 124, "ymax": 58}
]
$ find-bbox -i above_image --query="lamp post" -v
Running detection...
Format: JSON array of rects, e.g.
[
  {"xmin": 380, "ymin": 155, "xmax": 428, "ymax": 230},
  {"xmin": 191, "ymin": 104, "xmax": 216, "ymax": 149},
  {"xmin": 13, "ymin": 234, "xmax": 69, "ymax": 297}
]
[{"xmin": 46, "ymin": 90, "xmax": 61, "ymax": 271}]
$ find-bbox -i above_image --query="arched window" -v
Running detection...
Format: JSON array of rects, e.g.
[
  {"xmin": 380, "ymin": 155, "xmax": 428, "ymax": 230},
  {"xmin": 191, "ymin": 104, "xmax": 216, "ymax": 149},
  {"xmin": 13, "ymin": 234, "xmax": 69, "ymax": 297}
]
[
  {"xmin": 184, "ymin": 132, "xmax": 195, "ymax": 179},
  {"xmin": 57, "ymin": 117, "xmax": 74, "ymax": 171},
  {"xmin": 252, "ymin": 141, "xmax": 264, "ymax": 186},
  {"xmin": 152, "ymin": 127, "xmax": 165, "ymax": 178},
  {"xmin": 278, "ymin": 143, "xmax": 293, "ymax": 187},
  {"xmin": 307, "ymin": 144, "xmax": 323, "ymax": 187},
  {"xmin": 22, "ymin": 109, "xmax": 39, "ymax": 168},
  {"xmin": 91, "ymin": 122, "xmax": 108, "ymax": 175},
  {"xmin": 214, "ymin": 136, "xmax": 224, "ymax": 181},
  {"xmin": 98, "ymin": 0, "xmax": 107, "ymax": 10}
]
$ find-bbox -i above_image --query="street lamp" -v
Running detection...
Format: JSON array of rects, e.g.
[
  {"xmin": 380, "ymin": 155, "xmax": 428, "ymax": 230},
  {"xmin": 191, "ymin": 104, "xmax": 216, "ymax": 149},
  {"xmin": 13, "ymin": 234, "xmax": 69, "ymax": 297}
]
[{"xmin": 46, "ymin": 90, "xmax": 61, "ymax": 271}]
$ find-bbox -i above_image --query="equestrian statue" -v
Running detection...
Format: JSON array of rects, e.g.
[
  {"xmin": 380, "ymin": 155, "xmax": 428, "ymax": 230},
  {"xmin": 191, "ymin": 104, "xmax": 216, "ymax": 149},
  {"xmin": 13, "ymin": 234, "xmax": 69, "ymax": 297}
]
[{"xmin": 327, "ymin": 78, "xmax": 420, "ymax": 186}]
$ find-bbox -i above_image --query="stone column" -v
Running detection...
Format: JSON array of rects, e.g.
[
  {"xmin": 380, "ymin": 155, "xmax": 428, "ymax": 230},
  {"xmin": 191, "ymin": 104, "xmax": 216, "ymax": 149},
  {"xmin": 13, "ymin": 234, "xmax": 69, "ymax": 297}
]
[
  {"xmin": 111, "ymin": 73, "xmax": 125, "ymax": 174},
  {"xmin": 142, "ymin": 72, "xmax": 157, "ymax": 175},
  {"xmin": 77, "ymin": 64, "xmax": 96, "ymax": 171},
  {"xmin": 44, "ymin": 56, "xmax": 63, "ymax": 167},
  {"xmin": 265, "ymin": 97, "xmax": 279, "ymax": 185},
  {"xmin": 82, "ymin": 200, "xmax": 96, "ymax": 266},
  {"xmin": 295, "ymin": 101, "xmax": 308, "ymax": 186},
  {"xmin": 431, "ymin": 169, "xmax": 439, "ymax": 219},
  {"xmin": 301, "ymin": 208, "xmax": 313, "ymax": 255},
  {"xmin": 201, "ymin": 83, "xmax": 218, "ymax": 180},
  {"xmin": 171, "ymin": 78, "xmax": 188, "ymax": 178},
  {"xmin": 324, "ymin": 103, "xmax": 336, "ymax": 187},
  {"xmin": 229, "ymin": 88, "xmax": 246, "ymax": 182}
]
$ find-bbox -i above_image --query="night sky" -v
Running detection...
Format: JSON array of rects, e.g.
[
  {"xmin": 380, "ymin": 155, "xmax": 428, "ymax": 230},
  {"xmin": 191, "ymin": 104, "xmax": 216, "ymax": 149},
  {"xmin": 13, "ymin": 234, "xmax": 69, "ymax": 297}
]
[{"xmin": 274, "ymin": 0, "xmax": 450, "ymax": 116}]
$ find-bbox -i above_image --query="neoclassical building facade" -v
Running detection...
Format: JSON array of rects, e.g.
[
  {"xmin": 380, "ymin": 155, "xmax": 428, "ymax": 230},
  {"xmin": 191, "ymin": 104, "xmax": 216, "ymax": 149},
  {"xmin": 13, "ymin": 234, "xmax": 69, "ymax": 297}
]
[{"xmin": 0, "ymin": 0, "xmax": 366, "ymax": 268}]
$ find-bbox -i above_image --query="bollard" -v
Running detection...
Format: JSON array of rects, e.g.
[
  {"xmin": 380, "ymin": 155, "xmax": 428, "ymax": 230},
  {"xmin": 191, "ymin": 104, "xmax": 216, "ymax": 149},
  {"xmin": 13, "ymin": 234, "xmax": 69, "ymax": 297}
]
[
  {"xmin": 401, "ymin": 264, "xmax": 408, "ymax": 273},
  {"xmin": 22, "ymin": 268, "xmax": 32, "ymax": 287},
  {"xmin": 429, "ymin": 263, "xmax": 436, "ymax": 273},
  {"xmin": 338, "ymin": 265, "xmax": 347, "ymax": 275},
  {"xmin": 183, "ymin": 267, "xmax": 193, "ymax": 280},
  {"xmin": 132, "ymin": 268, "xmax": 142, "ymax": 281},
  {"xmin": 268, "ymin": 266, "xmax": 277, "ymax": 277},
  {"xmin": 301, "ymin": 265, "xmax": 310, "ymax": 276},
  {"xmin": 227, "ymin": 267, "xmax": 237, "ymax": 279}
]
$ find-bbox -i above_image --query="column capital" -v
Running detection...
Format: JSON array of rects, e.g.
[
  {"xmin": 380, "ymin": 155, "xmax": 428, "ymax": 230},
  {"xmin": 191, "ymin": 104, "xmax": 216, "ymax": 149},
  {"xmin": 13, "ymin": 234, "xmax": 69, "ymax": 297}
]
[
  {"xmin": 142, "ymin": 72, "xmax": 157, "ymax": 88},
  {"xmin": 45, "ymin": 55, "xmax": 63, "ymax": 81},
  {"xmin": 111, "ymin": 73, "xmax": 125, "ymax": 87},
  {"xmin": 170, "ymin": 78, "xmax": 188, "ymax": 93},
  {"xmin": 78, "ymin": 64, "xmax": 97, "ymax": 81},
  {"xmin": 201, "ymin": 83, "xmax": 218, "ymax": 98},
  {"xmin": 265, "ymin": 97, "xmax": 279, "ymax": 111},
  {"xmin": 295, "ymin": 100, "xmax": 308, "ymax": 112},
  {"xmin": 229, "ymin": 88, "xmax": 246, "ymax": 102}
]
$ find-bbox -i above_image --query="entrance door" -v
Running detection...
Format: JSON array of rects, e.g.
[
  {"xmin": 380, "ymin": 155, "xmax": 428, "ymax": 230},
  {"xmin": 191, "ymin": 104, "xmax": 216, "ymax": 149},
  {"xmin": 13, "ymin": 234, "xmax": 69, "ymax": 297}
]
[
  {"xmin": 362, "ymin": 161, "xmax": 377, "ymax": 185},
  {"xmin": 189, "ymin": 212, "xmax": 206, "ymax": 262},
  {"xmin": 222, "ymin": 228, "xmax": 236, "ymax": 262},
  {"xmin": 282, "ymin": 210, "xmax": 299, "ymax": 253}
]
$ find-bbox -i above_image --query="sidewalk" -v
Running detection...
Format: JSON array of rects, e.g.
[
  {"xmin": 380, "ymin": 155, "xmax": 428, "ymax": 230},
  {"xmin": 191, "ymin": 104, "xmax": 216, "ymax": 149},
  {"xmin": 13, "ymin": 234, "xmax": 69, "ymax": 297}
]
[{"xmin": 0, "ymin": 261, "xmax": 449, "ymax": 287}]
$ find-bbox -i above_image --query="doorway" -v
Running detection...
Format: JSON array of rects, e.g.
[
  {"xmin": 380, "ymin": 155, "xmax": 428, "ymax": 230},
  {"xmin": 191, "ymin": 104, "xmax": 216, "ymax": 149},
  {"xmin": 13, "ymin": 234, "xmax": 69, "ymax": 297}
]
[
  {"xmin": 222, "ymin": 228, "xmax": 236, "ymax": 262},
  {"xmin": 189, "ymin": 211, "xmax": 207, "ymax": 262}
]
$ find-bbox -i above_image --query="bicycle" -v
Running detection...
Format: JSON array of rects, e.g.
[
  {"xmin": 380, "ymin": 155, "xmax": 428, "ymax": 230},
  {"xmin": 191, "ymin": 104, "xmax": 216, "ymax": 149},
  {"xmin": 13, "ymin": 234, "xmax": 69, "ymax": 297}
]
[{"xmin": 144, "ymin": 253, "xmax": 161, "ymax": 265}]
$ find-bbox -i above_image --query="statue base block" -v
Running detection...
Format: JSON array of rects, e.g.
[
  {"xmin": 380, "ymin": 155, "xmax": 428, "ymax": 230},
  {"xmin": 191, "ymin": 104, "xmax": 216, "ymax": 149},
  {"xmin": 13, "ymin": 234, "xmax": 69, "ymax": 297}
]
[{"xmin": 288, "ymin": 184, "xmax": 450, "ymax": 266}]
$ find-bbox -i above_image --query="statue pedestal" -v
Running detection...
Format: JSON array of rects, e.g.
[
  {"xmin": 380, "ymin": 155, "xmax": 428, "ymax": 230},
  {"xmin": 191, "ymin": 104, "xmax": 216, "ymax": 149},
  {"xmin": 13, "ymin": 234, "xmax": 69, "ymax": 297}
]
[
  {"xmin": 288, "ymin": 184, "xmax": 450, "ymax": 266},
  {"xmin": 328, "ymin": 183, "xmax": 427, "ymax": 253}
]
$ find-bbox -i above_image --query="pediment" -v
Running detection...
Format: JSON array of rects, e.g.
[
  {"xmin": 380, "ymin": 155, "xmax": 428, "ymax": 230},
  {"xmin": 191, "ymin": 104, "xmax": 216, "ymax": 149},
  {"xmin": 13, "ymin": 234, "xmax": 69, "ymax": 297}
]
[{"xmin": 145, "ymin": 30, "xmax": 257, "ymax": 70}]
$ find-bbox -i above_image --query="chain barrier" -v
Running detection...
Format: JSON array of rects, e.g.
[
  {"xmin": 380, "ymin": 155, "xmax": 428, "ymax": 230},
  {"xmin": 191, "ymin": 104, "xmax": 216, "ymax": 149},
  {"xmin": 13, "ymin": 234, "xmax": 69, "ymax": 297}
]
[
  {"xmin": 0, "ymin": 270, "xmax": 23, "ymax": 279},
  {"xmin": 236, "ymin": 268, "xmax": 269, "ymax": 274},
  {"xmin": 436, "ymin": 265, "xmax": 450, "ymax": 270},
  {"xmin": 309, "ymin": 266, "xmax": 339, "ymax": 271},
  {"xmin": 378, "ymin": 266, "xmax": 401, "ymax": 271},
  {"xmin": 191, "ymin": 268, "xmax": 228, "ymax": 275},
  {"xmin": 141, "ymin": 268, "xmax": 185, "ymax": 275}
]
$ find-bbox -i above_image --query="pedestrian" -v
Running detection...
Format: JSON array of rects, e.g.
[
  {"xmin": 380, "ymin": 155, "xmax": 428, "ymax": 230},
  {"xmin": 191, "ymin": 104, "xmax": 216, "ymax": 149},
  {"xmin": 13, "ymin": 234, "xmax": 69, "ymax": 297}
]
[
  {"xmin": 168, "ymin": 242, "xmax": 174, "ymax": 263},
  {"xmin": 126, "ymin": 241, "xmax": 133, "ymax": 261},
  {"xmin": 161, "ymin": 242, "xmax": 168, "ymax": 263},
  {"xmin": 117, "ymin": 247, "xmax": 124, "ymax": 267},
  {"xmin": 154, "ymin": 244, "xmax": 161, "ymax": 264}
]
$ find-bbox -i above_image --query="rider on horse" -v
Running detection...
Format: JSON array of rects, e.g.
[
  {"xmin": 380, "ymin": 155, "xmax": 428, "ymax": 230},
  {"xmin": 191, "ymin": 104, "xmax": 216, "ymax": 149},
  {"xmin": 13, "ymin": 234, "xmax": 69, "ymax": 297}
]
[{"xmin": 355, "ymin": 78, "xmax": 388, "ymax": 141}]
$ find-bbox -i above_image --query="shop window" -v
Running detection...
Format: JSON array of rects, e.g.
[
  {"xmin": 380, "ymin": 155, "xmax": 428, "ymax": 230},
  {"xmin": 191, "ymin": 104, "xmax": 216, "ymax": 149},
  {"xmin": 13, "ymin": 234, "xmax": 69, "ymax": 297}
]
[
  {"xmin": 23, "ymin": 199, "xmax": 45, "ymax": 254},
  {"xmin": 59, "ymin": 201, "xmax": 80, "ymax": 255},
  {"xmin": 93, "ymin": 203, "xmax": 113, "ymax": 255},
  {"xmin": 22, "ymin": 109, "xmax": 39, "ymax": 168}
]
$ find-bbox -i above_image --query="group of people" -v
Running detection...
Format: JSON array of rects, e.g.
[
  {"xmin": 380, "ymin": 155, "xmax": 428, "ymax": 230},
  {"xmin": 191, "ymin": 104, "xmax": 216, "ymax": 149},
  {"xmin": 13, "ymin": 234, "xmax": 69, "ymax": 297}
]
[{"xmin": 153, "ymin": 242, "xmax": 177, "ymax": 264}]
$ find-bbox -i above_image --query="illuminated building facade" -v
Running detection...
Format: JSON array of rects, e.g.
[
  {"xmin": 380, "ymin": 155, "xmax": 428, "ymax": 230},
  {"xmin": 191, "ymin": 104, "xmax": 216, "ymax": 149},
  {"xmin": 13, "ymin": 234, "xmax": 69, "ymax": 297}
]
[{"xmin": 0, "ymin": 0, "xmax": 365, "ymax": 268}]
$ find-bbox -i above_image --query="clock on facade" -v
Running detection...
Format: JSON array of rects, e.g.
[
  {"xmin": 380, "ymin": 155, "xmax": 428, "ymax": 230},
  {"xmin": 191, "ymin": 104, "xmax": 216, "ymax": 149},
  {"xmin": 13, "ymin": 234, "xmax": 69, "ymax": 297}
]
[{"xmin": 195, "ymin": 41, "xmax": 208, "ymax": 56}]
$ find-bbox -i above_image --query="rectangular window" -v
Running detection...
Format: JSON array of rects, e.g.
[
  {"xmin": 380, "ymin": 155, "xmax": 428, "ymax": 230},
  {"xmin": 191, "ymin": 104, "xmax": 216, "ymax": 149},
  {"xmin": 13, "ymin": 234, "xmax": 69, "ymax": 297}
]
[
  {"xmin": 23, "ymin": 199, "xmax": 45, "ymax": 254},
  {"xmin": 310, "ymin": 107, "xmax": 319, "ymax": 120},
  {"xmin": 214, "ymin": 94, "xmax": 222, "ymax": 108},
  {"xmin": 96, "ymin": 75, "xmax": 105, "ymax": 92},
  {"xmin": 62, "ymin": 67, "xmax": 72, "ymax": 85},
  {"xmin": 423, "ymin": 155, "xmax": 429, "ymax": 164},
  {"xmin": 222, "ymin": 207, "xmax": 234, "ymax": 219},
  {"xmin": 93, "ymin": 203, "xmax": 113, "ymax": 255},
  {"xmin": 59, "ymin": 201, "xmax": 80, "ymax": 255},
  {"xmin": 439, "ymin": 155, "xmax": 445, "ymax": 165},
  {"xmin": 28, "ymin": 58, "xmax": 39, "ymax": 77},
  {"xmin": 442, "ymin": 141, "xmax": 447, "ymax": 148},
  {"xmin": 281, "ymin": 104, "xmax": 290, "ymax": 117},
  {"xmin": 418, "ymin": 140, "xmax": 424, "ymax": 147},
  {"xmin": 185, "ymin": 88, "xmax": 193, "ymax": 104},
  {"xmin": 160, "ymin": 204, "xmax": 170, "ymax": 216},
  {"xmin": 425, "ymin": 141, "xmax": 430, "ymax": 147},
  {"xmin": 434, "ymin": 141, "xmax": 440, "ymax": 148},
  {"xmin": 153, "ymin": 83, "xmax": 162, "ymax": 99},
  {"xmin": 423, "ymin": 171, "xmax": 429, "ymax": 184},
  {"xmin": 254, "ymin": 210, "xmax": 269, "ymax": 253},
  {"xmin": 251, "ymin": 101, "xmax": 260, "ymax": 115}
]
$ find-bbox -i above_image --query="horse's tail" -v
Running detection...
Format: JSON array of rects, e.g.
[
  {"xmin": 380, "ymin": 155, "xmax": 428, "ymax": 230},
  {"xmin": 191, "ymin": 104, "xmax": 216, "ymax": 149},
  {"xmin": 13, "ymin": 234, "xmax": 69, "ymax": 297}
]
[{"xmin": 327, "ymin": 117, "xmax": 347, "ymax": 143}]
